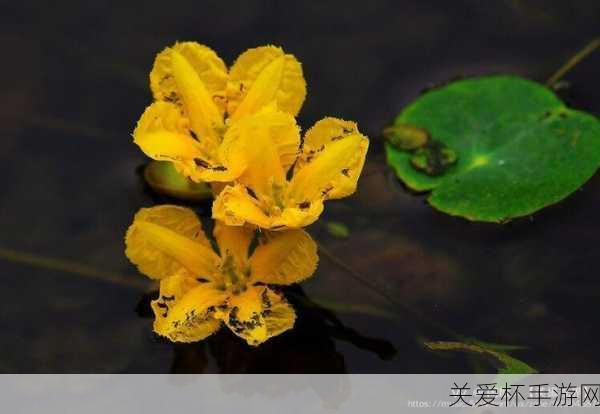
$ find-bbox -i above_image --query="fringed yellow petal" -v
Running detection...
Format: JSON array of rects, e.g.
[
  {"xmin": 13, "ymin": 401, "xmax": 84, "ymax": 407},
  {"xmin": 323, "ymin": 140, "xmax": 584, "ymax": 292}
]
[
  {"xmin": 185, "ymin": 157, "xmax": 242, "ymax": 184},
  {"xmin": 133, "ymin": 102, "xmax": 205, "ymax": 176},
  {"xmin": 133, "ymin": 101, "xmax": 243, "ymax": 184},
  {"xmin": 249, "ymin": 229, "xmax": 318, "ymax": 285},
  {"xmin": 125, "ymin": 205, "xmax": 220, "ymax": 281},
  {"xmin": 151, "ymin": 276, "xmax": 227, "ymax": 343},
  {"xmin": 151, "ymin": 41, "xmax": 227, "ymax": 115},
  {"xmin": 169, "ymin": 49, "xmax": 225, "ymax": 155},
  {"xmin": 213, "ymin": 221, "xmax": 255, "ymax": 272},
  {"xmin": 288, "ymin": 118, "xmax": 369, "ymax": 202},
  {"xmin": 149, "ymin": 43, "xmax": 226, "ymax": 161},
  {"xmin": 212, "ymin": 184, "xmax": 273, "ymax": 228},
  {"xmin": 275, "ymin": 201, "xmax": 325, "ymax": 229},
  {"xmin": 227, "ymin": 46, "xmax": 306, "ymax": 120},
  {"xmin": 220, "ymin": 286, "xmax": 295, "ymax": 346},
  {"xmin": 298, "ymin": 117, "xmax": 359, "ymax": 166},
  {"xmin": 220, "ymin": 106, "xmax": 300, "ymax": 196}
]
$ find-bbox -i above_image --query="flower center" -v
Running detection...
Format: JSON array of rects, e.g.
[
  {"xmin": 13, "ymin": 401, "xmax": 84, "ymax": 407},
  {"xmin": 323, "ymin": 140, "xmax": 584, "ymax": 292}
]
[
  {"xmin": 219, "ymin": 253, "xmax": 248, "ymax": 294},
  {"xmin": 255, "ymin": 180, "xmax": 287, "ymax": 218}
]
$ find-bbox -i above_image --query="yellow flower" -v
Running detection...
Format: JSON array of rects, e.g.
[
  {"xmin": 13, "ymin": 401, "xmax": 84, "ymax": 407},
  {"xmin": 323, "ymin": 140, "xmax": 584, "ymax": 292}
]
[
  {"xmin": 212, "ymin": 116, "xmax": 369, "ymax": 229},
  {"xmin": 125, "ymin": 205, "xmax": 318, "ymax": 345},
  {"xmin": 133, "ymin": 42, "xmax": 306, "ymax": 183}
]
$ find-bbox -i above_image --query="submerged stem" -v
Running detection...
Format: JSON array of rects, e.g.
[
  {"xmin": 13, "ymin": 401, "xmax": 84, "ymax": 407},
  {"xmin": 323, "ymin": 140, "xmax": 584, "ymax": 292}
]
[
  {"xmin": 0, "ymin": 247, "xmax": 149, "ymax": 290},
  {"xmin": 317, "ymin": 242, "xmax": 463, "ymax": 341},
  {"xmin": 546, "ymin": 38, "xmax": 600, "ymax": 87}
]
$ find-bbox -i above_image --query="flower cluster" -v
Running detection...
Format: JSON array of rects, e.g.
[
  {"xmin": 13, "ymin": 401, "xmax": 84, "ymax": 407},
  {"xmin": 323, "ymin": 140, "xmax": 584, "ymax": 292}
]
[{"xmin": 126, "ymin": 42, "xmax": 369, "ymax": 345}]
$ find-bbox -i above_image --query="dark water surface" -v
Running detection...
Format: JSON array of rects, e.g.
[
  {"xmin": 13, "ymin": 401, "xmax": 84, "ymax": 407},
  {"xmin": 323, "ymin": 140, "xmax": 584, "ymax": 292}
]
[{"xmin": 1, "ymin": 1, "xmax": 599, "ymax": 372}]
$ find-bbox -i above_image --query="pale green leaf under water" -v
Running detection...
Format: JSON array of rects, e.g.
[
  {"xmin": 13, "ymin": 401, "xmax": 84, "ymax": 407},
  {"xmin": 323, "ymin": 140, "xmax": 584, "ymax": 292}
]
[
  {"xmin": 144, "ymin": 160, "xmax": 213, "ymax": 201},
  {"xmin": 325, "ymin": 221, "xmax": 351, "ymax": 238}
]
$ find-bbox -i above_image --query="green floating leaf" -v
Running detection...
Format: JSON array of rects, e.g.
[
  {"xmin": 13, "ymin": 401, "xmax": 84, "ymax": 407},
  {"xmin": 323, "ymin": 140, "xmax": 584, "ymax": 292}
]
[
  {"xmin": 144, "ymin": 160, "xmax": 213, "ymax": 201},
  {"xmin": 325, "ymin": 221, "xmax": 350, "ymax": 238},
  {"xmin": 386, "ymin": 75, "xmax": 600, "ymax": 222},
  {"xmin": 424, "ymin": 340, "xmax": 537, "ymax": 375}
]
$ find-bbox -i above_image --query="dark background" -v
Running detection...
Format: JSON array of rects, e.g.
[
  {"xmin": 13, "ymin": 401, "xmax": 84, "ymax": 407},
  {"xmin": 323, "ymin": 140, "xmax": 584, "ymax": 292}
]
[{"xmin": 0, "ymin": 0, "xmax": 599, "ymax": 372}]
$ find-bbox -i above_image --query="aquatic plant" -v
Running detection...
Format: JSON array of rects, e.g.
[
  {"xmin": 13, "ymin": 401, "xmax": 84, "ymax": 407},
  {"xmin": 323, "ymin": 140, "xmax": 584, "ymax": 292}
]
[
  {"xmin": 127, "ymin": 42, "xmax": 368, "ymax": 344},
  {"xmin": 212, "ymin": 116, "xmax": 368, "ymax": 229},
  {"xmin": 133, "ymin": 42, "xmax": 305, "ymax": 183},
  {"xmin": 125, "ymin": 205, "xmax": 318, "ymax": 345},
  {"xmin": 133, "ymin": 42, "xmax": 369, "ymax": 228}
]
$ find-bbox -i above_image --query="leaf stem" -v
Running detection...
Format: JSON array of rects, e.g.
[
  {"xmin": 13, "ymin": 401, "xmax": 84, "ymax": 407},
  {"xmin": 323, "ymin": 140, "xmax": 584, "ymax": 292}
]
[{"xmin": 546, "ymin": 37, "xmax": 600, "ymax": 87}]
